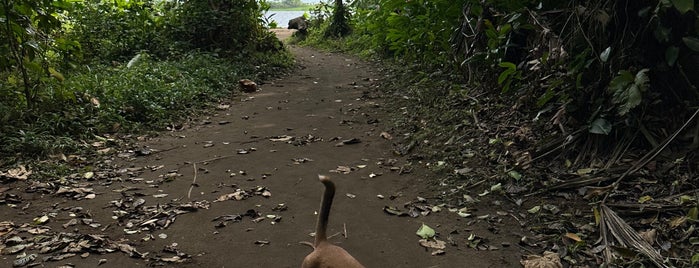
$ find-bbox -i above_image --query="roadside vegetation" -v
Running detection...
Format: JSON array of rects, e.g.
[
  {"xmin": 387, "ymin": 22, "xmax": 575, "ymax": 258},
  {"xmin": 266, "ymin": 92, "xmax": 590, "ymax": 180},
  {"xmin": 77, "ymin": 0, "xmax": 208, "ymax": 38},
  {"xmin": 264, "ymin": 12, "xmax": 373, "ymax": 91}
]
[
  {"xmin": 296, "ymin": 0, "xmax": 699, "ymax": 267},
  {"xmin": 0, "ymin": 0, "xmax": 291, "ymax": 169}
]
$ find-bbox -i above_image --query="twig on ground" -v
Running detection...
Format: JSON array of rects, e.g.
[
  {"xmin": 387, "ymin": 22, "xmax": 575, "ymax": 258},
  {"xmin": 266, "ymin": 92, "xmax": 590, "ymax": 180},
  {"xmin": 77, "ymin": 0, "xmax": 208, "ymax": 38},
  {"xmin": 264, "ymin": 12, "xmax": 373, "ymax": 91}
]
[
  {"xmin": 187, "ymin": 162, "xmax": 198, "ymax": 199},
  {"xmin": 196, "ymin": 155, "xmax": 236, "ymax": 164},
  {"xmin": 343, "ymin": 223, "xmax": 348, "ymax": 239}
]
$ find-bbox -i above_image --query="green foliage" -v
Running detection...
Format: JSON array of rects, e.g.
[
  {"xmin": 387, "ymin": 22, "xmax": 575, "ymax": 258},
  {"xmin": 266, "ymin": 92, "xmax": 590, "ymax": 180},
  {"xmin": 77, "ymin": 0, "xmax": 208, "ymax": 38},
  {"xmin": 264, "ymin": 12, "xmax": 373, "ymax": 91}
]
[
  {"xmin": 608, "ymin": 69, "xmax": 649, "ymax": 116},
  {"xmin": 299, "ymin": 0, "xmax": 699, "ymax": 170},
  {"xmin": 497, "ymin": 61, "xmax": 521, "ymax": 93},
  {"xmin": 167, "ymin": 0, "xmax": 281, "ymax": 55},
  {"xmin": 350, "ymin": 0, "xmax": 464, "ymax": 62},
  {"xmin": 0, "ymin": 0, "xmax": 294, "ymax": 163},
  {"xmin": 0, "ymin": 0, "xmax": 71, "ymax": 107},
  {"xmin": 0, "ymin": 49, "xmax": 293, "ymax": 159},
  {"xmin": 67, "ymin": 0, "xmax": 164, "ymax": 63},
  {"xmin": 324, "ymin": 0, "xmax": 350, "ymax": 38}
]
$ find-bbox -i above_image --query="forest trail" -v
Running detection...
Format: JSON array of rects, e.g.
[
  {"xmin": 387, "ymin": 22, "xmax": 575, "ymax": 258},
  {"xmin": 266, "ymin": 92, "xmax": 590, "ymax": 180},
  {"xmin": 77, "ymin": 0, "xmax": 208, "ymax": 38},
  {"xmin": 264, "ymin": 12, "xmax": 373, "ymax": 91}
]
[{"xmin": 0, "ymin": 34, "xmax": 526, "ymax": 267}]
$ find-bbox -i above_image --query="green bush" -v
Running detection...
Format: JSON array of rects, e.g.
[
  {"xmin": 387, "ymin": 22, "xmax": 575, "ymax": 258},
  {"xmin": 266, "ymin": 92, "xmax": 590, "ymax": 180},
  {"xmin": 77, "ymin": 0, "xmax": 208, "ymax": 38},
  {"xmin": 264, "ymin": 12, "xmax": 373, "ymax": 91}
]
[
  {"xmin": 68, "ymin": 0, "xmax": 165, "ymax": 63},
  {"xmin": 166, "ymin": 0, "xmax": 281, "ymax": 55}
]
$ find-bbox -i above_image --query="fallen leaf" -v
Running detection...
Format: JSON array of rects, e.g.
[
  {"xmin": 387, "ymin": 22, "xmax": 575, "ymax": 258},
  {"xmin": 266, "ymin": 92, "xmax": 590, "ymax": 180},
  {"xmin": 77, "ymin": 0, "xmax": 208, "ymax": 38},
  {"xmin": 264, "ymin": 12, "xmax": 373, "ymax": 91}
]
[
  {"xmin": 0, "ymin": 165, "xmax": 32, "ymax": 180},
  {"xmin": 383, "ymin": 206, "xmax": 408, "ymax": 216},
  {"xmin": 528, "ymin": 206, "xmax": 541, "ymax": 214},
  {"xmin": 416, "ymin": 223, "xmax": 436, "ymax": 239},
  {"xmin": 380, "ymin": 132, "xmax": 393, "ymax": 140},
  {"xmin": 331, "ymin": 166, "xmax": 352, "ymax": 174},
  {"xmin": 431, "ymin": 249, "xmax": 446, "ymax": 256},
  {"xmin": 521, "ymin": 251, "xmax": 563, "ymax": 268},
  {"xmin": 34, "ymin": 215, "xmax": 50, "ymax": 224},
  {"xmin": 269, "ymin": 135, "xmax": 294, "ymax": 142},
  {"xmin": 564, "ymin": 232, "xmax": 582, "ymax": 242},
  {"xmin": 419, "ymin": 239, "xmax": 446, "ymax": 249}
]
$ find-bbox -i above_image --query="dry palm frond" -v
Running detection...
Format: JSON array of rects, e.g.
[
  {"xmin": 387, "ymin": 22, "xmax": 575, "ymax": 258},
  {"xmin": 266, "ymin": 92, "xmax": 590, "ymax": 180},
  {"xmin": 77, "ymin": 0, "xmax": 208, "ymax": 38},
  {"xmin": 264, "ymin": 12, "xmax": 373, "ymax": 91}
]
[{"xmin": 598, "ymin": 204, "xmax": 669, "ymax": 268}]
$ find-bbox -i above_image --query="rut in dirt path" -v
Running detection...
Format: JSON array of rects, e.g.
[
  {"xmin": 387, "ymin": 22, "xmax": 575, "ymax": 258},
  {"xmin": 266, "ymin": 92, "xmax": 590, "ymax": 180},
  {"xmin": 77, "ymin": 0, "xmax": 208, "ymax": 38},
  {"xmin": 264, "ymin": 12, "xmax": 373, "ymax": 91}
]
[{"xmin": 0, "ymin": 45, "xmax": 526, "ymax": 268}]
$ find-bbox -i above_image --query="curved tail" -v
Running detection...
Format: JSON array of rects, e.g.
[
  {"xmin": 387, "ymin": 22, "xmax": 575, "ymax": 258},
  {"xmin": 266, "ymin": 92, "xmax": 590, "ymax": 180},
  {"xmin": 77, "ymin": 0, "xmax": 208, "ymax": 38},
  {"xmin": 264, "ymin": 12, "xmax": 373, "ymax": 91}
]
[{"xmin": 314, "ymin": 175, "xmax": 335, "ymax": 246}]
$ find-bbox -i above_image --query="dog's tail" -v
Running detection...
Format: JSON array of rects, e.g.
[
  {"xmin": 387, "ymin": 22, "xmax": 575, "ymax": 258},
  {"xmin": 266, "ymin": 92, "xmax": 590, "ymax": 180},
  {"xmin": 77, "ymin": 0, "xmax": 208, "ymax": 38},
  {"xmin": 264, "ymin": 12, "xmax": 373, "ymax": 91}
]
[{"xmin": 314, "ymin": 175, "xmax": 335, "ymax": 246}]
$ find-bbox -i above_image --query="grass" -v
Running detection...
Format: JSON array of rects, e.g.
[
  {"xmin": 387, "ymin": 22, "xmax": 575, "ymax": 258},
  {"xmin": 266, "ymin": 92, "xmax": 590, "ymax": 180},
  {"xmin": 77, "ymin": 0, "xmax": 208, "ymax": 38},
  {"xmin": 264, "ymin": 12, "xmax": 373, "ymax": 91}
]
[{"xmin": 0, "ymin": 50, "xmax": 293, "ymax": 167}]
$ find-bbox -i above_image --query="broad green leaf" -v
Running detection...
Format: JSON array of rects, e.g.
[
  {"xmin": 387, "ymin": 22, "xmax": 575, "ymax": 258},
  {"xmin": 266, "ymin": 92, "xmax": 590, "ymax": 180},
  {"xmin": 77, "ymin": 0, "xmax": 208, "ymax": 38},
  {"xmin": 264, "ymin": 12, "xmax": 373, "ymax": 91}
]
[
  {"xmin": 600, "ymin": 47, "xmax": 611, "ymax": 62},
  {"xmin": 688, "ymin": 207, "xmax": 698, "ymax": 220},
  {"xmin": 671, "ymin": 0, "xmax": 694, "ymax": 14},
  {"xmin": 497, "ymin": 62, "xmax": 516, "ymax": 85},
  {"xmin": 416, "ymin": 223, "xmax": 435, "ymax": 239},
  {"xmin": 624, "ymin": 84, "xmax": 643, "ymax": 114},
  {"xmin": 507, "ymin": 170, "xmax": 522, "ymax": 180},
  {"xmin": 608, "ymin": 70, "xmax": 634, "ymax": 93},
  {"xmin": 683, "ymin": 36, "xmax": 699, "ymax": 52},
  {"xmin": 690, "ymin": 237, "xmax": 699, "ymax": 245},
  {"xmin": 527, "ymin": 205, "xmax": 541, "ymax": 214},
  {"xmin": 49, "ymin": 67, "xmax": 65, "ymax": 82},
  {"xmin": 693, "ymin": 253, "xmax": 699, "ymax": 265},
  {"xmin": 608, "ymin": 69, "xmax": 649, "ymax": 115},
  {"xmin": 498, "ymin": 61, "xmax": 517, "ymax": 70},
  {"xmin": 665, "ymin": 46, "xmax": 679, "ymax": 66},
  {"xmin": 499, "ymin": 23, "xmax": 512, "ymax": 35},
  {"xmin": 679, "ymin": 195, "xmax": 696, "ymax": 204},
  {"xmin": 498, "ymin": 69, "xmax": 514, "ymax": 84},
  {"xmin": 589, "ymin": 118, "xmax": 612, "ymax": 135}
]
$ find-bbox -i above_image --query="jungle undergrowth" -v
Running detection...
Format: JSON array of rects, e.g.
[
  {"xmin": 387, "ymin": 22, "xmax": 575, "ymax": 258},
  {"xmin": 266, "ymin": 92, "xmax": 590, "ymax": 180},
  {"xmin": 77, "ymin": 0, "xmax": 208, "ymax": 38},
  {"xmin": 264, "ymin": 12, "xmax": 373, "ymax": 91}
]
[{"xmin": 0, "ymin": 50, "xmax": 294, "ymax": 175}]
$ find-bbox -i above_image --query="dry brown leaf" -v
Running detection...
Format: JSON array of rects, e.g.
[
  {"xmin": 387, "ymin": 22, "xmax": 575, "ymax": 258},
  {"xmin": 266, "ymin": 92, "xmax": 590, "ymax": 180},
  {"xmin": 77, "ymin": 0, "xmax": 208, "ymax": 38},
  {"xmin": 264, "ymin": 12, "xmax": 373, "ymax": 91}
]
[
  {"xmin": 380, "ymin": 131, "xmax": 393, "ymax": 140},
  {"xmin": 521, "ymin": 251, "xmax": 563, "ymax": 268},
  {"xmin": 0, "ymin": 165, "xmax": 32, "ymax": 180},
  {"xmin": 564, "ymin": 232, "xmax": 582, "ymax": 242},
  {"xmin": 419, "ymin": 239, "xmax": 446, "ymax": 250}
]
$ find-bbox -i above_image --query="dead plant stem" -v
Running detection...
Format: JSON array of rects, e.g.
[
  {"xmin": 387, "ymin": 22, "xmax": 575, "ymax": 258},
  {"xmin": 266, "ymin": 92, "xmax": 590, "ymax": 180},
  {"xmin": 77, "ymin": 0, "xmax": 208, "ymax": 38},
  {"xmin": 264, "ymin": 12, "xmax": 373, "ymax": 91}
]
[{"xmin": 602, "ymin": 109, "xmax": 699, "ymax": 203}]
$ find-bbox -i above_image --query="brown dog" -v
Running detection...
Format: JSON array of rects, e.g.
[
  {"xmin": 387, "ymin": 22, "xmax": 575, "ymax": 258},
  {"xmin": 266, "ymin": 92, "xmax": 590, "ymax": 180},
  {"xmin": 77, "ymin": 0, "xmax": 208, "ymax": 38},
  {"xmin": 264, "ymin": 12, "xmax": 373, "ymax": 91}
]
[{"xmin": 301, "ymin": 175, "xmax": 365, "ymax": 268}]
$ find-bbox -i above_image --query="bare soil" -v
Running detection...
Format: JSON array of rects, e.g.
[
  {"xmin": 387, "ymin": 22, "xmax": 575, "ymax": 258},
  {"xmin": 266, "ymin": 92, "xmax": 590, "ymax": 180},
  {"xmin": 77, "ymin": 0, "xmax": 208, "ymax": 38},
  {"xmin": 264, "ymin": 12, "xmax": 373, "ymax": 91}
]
[{"xmin": 0, "ymin": 32, "xmax": 528, "ymax": 267}]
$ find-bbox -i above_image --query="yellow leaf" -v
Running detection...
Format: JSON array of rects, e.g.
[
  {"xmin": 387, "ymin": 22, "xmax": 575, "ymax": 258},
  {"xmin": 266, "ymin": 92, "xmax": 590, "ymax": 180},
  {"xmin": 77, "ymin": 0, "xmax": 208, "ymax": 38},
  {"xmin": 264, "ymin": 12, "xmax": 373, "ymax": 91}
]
[
  {"xmin": 564, "ymin": 232, "xmax": 582, "ymax": 242},
  {"xmin": 638, "ymin": 195, "xmax": 653, "ymax": 203},
  {"xmin": 49, "ymin": 67, "xmax": 64, "ymax": 82},
  {"xmin": 669, "ymin": 216, "xmax": 687, "ymax": 229},
  {"xmin": 576, "ymin": 168, "xmax": 594, "ymax": 175},
  {"xmin": 527, "ymin": 205, "xmax": 541, "ymax": 214}
]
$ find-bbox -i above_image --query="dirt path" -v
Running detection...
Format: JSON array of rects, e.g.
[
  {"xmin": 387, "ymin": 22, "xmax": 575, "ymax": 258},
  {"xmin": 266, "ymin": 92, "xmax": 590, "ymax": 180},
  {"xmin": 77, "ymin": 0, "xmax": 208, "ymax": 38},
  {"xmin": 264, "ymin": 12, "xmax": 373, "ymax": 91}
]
[{"xmin": 1, "ymin": 40, "xmax": 526, "ymax": 267}]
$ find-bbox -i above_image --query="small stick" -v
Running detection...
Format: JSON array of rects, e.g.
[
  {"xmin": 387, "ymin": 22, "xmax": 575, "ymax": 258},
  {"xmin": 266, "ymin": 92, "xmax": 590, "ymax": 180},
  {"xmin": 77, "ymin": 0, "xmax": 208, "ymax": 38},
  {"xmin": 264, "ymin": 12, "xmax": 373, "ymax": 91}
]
[
  {"xmin": 196, "ymin": 154, "xmax": 236, "ymax": 164},
  {"xmin": 343, "ymin": 223, "xmax": 348, "ymax": 239},
  {"xmin": 187, "ymin": 163, "xmax": 198, "ymax": 199},
  {"xmin": 327, "ymin": 232, "xmax": 342, "ymax": 239}
]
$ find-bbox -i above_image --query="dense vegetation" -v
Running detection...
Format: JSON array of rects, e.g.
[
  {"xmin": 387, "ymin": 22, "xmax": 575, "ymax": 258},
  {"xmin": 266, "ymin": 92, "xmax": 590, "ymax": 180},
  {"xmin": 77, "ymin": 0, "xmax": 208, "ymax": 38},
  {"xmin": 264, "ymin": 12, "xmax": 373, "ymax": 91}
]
[
  {"xmin": 0, "ymin": 0, "xmax": 291, "ymax": 164},
  {"xmin": 299, "ymin": 0, "xmax": 699, "ymax": 266}
]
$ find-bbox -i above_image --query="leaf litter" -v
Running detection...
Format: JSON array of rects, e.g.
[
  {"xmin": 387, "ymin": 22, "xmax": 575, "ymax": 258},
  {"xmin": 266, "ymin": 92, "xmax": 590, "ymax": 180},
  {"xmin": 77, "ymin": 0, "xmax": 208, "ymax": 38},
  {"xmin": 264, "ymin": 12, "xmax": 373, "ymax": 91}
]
[{"xmin": 0, "ymin": 151, "xmax": 283, "ymax": 267}]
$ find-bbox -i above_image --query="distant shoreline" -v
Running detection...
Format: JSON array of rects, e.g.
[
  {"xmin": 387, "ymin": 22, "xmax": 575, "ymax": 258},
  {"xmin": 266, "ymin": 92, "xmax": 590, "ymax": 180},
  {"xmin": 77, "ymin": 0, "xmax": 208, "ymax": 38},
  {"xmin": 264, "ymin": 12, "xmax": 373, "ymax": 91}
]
[{"xmin": 269, "ymin": 5, "xmax": 313, "ymax": 12}]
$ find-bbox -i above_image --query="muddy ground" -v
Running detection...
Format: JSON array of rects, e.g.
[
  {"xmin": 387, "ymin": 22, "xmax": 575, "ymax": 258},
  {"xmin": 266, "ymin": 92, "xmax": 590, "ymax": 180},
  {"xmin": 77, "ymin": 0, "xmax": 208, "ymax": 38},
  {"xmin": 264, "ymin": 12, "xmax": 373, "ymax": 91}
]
[{"xmin": 0, "ymin": 31, "xmax": 530, "ymax": 267}]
